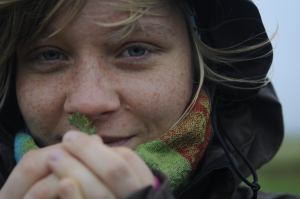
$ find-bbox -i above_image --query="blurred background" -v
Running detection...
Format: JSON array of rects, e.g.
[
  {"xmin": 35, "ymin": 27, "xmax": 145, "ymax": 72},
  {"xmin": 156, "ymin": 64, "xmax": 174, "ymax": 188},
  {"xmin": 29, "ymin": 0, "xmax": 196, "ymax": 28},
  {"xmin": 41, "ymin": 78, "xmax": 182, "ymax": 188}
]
[{"xmin": 248, "ymin": 0, "xmax": 300, "ymax": 195}]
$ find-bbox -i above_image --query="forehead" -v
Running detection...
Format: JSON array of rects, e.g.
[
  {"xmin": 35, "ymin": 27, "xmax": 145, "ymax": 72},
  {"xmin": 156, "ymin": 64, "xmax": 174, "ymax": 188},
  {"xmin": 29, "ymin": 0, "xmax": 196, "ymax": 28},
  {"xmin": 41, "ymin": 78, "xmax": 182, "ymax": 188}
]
[{"xmin": 40, "ymin": 0, "xmax": 182, "ymax": 41}]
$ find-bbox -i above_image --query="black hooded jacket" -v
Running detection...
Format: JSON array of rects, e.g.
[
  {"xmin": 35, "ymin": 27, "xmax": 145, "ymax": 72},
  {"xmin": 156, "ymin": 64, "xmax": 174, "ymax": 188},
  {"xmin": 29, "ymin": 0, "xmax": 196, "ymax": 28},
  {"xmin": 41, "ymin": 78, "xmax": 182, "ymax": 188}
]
[{"xmin": 0, "ymin": 0, "xmax": 299, "ymax": 199}]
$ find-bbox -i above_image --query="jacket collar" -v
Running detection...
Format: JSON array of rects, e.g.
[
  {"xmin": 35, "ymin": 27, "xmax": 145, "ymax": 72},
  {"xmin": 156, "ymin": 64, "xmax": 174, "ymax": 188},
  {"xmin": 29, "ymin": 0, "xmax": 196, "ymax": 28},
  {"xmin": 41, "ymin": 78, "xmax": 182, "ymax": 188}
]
[{"xmin": 176, "ymin": 154, "xmax": 236, "ymax": 199}]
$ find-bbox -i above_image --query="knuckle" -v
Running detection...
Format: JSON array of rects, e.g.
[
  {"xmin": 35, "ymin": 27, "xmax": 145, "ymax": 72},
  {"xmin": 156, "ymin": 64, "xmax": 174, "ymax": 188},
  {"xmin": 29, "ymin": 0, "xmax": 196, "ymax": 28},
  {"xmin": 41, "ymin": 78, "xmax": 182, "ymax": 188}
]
[
  {"xmin": 72, "ymin": 134, "xmax": 90, "ymax": 147},
  {"xmin": 105, "ymin": 161, "xmax": 129, "ymax": 180}
]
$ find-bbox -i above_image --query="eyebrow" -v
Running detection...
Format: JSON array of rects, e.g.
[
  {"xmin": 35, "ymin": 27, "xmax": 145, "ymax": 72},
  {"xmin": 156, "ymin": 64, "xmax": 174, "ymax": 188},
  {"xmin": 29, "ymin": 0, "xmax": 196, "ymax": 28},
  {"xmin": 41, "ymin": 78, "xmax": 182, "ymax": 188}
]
[
  {"xmin": 106, "ymin": 22, "xmax": 177, "ymax": 44},
  {"xmin": 138, "ymin": 23, "xmax": 176, "ymax": 37},
  {"xmin": 37, "ymin": 22, "xmax": 176, "ymax": 43}
]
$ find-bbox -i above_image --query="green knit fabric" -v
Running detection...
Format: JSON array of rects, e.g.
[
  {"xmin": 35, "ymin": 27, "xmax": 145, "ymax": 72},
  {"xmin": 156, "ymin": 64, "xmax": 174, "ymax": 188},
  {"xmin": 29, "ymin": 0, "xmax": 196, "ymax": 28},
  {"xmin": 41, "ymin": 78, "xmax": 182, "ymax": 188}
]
[{"xmin": 135, "ymin": 139, "xmax": 191, "ymax": 194}]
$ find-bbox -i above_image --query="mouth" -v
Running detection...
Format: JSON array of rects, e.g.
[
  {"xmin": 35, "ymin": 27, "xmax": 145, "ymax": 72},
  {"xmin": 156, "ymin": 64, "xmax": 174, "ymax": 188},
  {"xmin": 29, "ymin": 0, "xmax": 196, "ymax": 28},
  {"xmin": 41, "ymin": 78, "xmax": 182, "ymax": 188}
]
[{"xmin": 102, "ymin": 136, "xmax": 134, "ymax": 147}]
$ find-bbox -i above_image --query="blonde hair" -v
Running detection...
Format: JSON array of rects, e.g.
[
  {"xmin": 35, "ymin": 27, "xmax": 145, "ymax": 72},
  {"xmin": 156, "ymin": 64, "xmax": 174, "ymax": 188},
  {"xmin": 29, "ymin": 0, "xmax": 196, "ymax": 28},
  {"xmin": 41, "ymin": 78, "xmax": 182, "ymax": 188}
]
[{"xmin": 0, "ymin": 0, "xmax": 274, "ymax": 127}]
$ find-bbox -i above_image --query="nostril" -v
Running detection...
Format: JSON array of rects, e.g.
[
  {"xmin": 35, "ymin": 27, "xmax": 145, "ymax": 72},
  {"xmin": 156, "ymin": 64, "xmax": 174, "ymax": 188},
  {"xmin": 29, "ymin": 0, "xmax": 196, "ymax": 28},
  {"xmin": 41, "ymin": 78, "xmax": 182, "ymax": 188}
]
[
  {"xmin": 64, "ymin": 92, "xmax": 121, "ymax": 120},
  {"xmin": 88, "ymin": 110, "xmax": 117, "ymax": 121}
]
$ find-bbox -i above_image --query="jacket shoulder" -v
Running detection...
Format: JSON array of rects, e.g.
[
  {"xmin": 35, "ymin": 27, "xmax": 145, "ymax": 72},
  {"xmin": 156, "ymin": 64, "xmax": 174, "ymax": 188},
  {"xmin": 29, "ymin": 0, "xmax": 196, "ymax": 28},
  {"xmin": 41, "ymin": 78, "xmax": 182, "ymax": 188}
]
[
  {"xmin": 233, "ymin": 185, "xmax": 300, "ymax": 199},
  {"xmin": 0, "ymin": 124, "xmax": 16, "ymax": 189}
]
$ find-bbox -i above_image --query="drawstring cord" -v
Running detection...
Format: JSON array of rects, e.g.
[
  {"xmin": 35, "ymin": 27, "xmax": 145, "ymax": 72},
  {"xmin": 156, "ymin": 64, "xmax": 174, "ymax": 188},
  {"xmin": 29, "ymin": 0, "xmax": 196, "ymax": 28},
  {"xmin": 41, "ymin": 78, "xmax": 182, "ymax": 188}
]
[{"xmin": 211, "ymin": 98, "xmax": 260, "ymax": 199}]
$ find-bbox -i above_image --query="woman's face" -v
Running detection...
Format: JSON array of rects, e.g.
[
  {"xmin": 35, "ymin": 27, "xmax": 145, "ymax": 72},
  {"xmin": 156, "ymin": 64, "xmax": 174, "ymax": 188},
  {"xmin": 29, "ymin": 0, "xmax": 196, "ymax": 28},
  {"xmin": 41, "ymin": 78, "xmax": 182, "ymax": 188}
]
[{"xmin": 16, "ymin": 0, "xmax": 193, "ymax": 148}]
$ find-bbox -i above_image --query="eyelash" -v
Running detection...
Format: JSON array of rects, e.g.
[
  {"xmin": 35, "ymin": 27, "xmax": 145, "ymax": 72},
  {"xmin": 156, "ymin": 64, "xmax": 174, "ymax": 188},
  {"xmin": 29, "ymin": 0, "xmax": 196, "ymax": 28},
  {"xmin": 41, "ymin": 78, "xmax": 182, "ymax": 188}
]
[
  {"xmin": 33, "ymin": 50, "xmax": 68, "ymax": 61},
  {"xmin": 117, "ymin": 46, "xmax": 152, "ymax": 58},
  {"xmin": 30, "ymin": 45, "xmax": 153, "ymax": 61},
  {"xmin": 28, "ymin": 48, "xmax": 68, "ymax": 62}
]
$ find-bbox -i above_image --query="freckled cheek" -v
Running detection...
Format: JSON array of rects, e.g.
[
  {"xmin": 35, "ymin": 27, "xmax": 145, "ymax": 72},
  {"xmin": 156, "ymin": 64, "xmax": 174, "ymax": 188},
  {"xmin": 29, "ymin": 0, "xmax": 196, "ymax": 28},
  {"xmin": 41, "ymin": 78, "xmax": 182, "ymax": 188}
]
[
  {"xmin": 125, "ymin": 74, "xmax": 191, "ymax": 123},
  {"xmin": 16, "ymin": 78, "xmax": 66, "ymax": 128}
]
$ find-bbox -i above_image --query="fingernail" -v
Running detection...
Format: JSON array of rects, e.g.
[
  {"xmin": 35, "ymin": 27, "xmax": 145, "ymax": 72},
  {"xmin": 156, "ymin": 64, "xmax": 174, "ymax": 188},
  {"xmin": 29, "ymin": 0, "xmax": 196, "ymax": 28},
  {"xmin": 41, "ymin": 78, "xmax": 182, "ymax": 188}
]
[
  {"xmin": 61, "ymin": 184, "xmax": 73, "ymax": 196},
  {"xmin": 64, "ymin": 131, "xmax": 79, "ymax": 142},
  {"xmin": 91, "ymin": 135, "xmax": 100, "ymax": 141},
  {"xmin": 50, "ymin": 150, "xmax": 63, "ymax": 161}
]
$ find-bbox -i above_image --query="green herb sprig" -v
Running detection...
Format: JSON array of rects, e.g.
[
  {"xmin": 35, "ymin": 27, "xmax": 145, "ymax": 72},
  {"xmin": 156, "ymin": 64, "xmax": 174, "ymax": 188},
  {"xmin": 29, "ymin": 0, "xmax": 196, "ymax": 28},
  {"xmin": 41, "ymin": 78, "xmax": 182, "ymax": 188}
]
[{"xmin": 68, "ymin": 113, "xmax": 97, "ymax": 135}]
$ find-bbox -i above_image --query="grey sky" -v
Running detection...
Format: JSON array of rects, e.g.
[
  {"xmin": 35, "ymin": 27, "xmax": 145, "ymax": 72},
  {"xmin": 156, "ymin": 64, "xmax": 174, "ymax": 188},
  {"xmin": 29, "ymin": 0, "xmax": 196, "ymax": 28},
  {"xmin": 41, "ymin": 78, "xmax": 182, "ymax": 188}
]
[{"xmin": 253, "ymin": 0, "xmax": 300, "ymax": 137}]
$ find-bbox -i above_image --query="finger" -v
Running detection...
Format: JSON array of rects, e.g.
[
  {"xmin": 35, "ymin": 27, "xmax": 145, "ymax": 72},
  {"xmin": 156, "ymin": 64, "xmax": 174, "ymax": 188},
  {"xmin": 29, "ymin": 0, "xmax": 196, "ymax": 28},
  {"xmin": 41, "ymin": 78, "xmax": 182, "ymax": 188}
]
[
  {"xmin": 62, "ymin": 131, "xmax": 144, "ymax": 198},
  {"xmin": 112, "ymin": 147, "xmax": 155, "ymax": 186},
  {"xmin": 0, "ymin": 143, "xmax": 64, "ymax": 199},
  {"xmin": 47, "ymin": 149, "xmax": 116, "ymax": 199},
  {"xmin": 58, "ymin": 178, "xmax": 83, "ymax": 199},
  {"xmin": 23, "ymin": 174, "xmax": 59, "ymax": 199}
]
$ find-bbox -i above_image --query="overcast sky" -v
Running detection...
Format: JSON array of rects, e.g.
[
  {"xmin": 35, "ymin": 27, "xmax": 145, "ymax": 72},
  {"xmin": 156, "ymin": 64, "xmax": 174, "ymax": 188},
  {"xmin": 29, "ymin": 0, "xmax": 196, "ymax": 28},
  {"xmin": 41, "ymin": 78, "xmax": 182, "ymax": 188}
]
[{"xmin": 252, "ymin": 0, "xmax": 300, "ymax": 137}]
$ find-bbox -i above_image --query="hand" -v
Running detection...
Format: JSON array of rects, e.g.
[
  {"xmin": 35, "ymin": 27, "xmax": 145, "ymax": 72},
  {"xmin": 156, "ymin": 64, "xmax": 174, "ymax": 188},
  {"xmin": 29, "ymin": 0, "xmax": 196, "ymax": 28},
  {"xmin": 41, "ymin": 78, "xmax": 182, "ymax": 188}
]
[
  {"xmin": 46, "ymin": 131, "xmax": 155, "ymax": 199},
  {"xmin": 0, "ymin": 143, "xmax": 65, "ymax": 199},
  {"xmin": 21, "ymin": 174, "xmax": 84, "ymax": 199},
  {"xmin": 0, "ymin": 131, "xmax": 155, "ymax": 199}
]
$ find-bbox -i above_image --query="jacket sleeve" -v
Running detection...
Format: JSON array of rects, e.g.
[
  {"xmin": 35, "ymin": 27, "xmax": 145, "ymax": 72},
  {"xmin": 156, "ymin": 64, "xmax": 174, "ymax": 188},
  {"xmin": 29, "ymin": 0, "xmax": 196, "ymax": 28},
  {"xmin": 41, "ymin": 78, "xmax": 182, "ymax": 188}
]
[
  {"xmin": 233, "ymin": 185, "xmax": 300, "ymax": 199},
  {"xmin": 123, "ymin": 168, "xmax": 175, "ymax": 199}
]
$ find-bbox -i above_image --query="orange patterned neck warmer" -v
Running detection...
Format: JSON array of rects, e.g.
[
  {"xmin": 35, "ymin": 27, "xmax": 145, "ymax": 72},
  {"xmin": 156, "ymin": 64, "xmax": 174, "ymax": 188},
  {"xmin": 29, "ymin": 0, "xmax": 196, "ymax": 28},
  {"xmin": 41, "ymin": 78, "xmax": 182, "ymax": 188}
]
[{"xmin": 135, "ymin": 88, "xmax": 212, "ymax": 195}]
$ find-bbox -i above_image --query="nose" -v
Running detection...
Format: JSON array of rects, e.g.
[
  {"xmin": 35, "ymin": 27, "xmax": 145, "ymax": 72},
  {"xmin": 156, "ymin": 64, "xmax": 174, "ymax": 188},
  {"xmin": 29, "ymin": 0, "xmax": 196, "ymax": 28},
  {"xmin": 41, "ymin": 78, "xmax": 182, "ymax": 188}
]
[{"xmin": 64, "ymin": 62, "xmax": 121, "ymax": 119}]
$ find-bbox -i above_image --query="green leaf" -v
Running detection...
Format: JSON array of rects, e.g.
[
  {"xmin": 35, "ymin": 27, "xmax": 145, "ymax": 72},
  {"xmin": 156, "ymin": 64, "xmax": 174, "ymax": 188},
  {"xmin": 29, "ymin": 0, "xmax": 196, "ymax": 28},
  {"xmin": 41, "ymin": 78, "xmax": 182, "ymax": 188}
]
[{"xmin": 68, "ymin": 113, "xmax": 97, "ymax": 135}]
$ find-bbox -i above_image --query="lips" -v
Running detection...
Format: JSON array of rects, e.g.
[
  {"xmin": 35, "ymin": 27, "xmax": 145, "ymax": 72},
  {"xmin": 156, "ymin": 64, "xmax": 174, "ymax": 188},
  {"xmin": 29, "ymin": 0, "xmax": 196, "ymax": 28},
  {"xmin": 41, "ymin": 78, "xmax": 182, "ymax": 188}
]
[{"xmin": 102, "ymin": 136, "xmax": 134, "ymax": 147}]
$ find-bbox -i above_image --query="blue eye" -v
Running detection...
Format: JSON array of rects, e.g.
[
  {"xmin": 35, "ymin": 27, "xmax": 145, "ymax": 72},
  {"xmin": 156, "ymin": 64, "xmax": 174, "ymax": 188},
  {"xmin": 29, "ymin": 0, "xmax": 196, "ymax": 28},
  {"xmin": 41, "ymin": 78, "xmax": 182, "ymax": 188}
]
[
  {"xmin": 121, "ymin": 46, "xmax": 149, "ymax": 57},
  {"xmin": 35, "ymin": 50, "xmax": 67, "ymax": 60},
  {"xmin": 128, "ymin": 47, "xmax": 146, "ymax": 56},
  {"xmin": 43, "ymin": 51, "xmax": 60, "ymax": 60}
]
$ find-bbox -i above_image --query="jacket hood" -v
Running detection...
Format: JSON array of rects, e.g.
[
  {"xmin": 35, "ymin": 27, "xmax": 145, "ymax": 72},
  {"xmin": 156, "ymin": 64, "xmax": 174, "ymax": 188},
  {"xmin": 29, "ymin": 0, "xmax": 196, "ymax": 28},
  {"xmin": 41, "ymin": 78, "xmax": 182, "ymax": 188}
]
[
  {"xmin": 187, "ymin": 0, "xmax": 273, "ymax": 99},
  {"xmin": 186, "ymin": 0, "xmax": 283, "ymax": 184}
]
